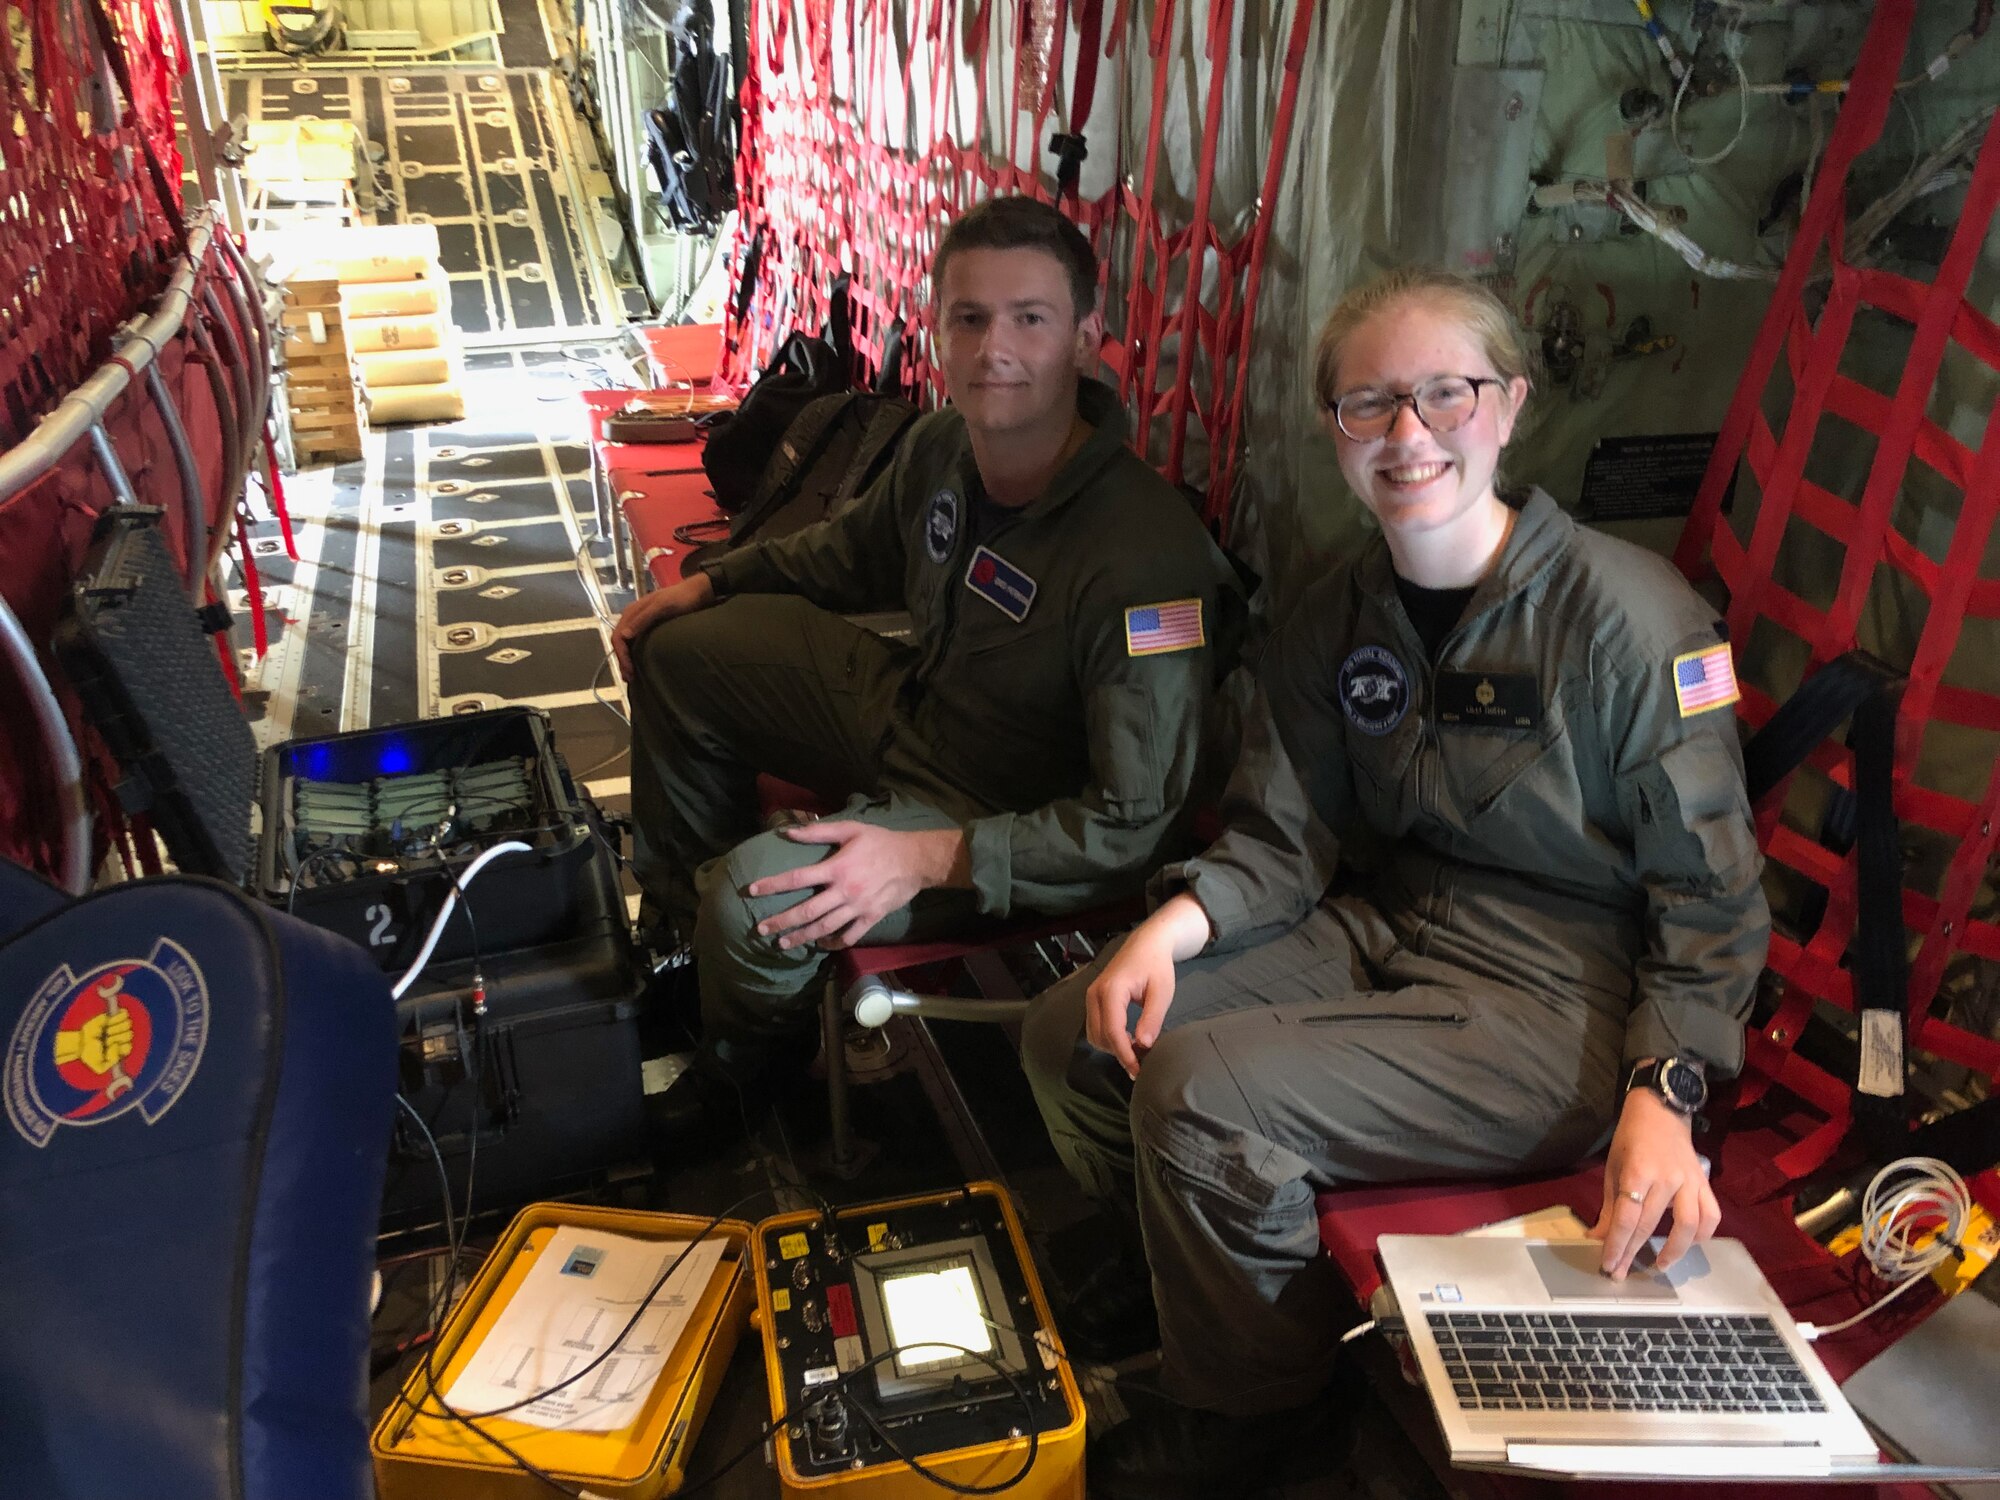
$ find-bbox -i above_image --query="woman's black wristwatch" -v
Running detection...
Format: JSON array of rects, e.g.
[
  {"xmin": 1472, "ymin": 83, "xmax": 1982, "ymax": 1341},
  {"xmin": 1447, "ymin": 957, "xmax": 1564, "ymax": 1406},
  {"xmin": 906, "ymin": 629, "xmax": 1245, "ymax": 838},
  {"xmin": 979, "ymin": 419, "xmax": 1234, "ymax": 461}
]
[{"xmin": 1625, "ymin": 1056, "xmax": 1708, "ymax": 1117}]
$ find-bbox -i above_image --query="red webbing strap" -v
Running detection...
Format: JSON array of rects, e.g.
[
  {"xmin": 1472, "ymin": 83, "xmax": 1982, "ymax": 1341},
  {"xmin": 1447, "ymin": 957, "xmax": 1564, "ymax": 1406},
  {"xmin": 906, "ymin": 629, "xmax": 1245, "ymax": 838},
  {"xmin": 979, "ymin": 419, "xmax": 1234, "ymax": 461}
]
[
  {"xmin": 2, "ymin": 0, "xmax": 185, "ymax": 450},
  {"xmin": 1972, "ymin": 1167, "xmax": 2000, "ymax": 1223},
  {"xmin": 1121, "ymin": 0, "xmax": 1181, "ymax": 415},
  {"xmin": 207, "ymin": 576, "xmax": 242, "ymax": 693},
  {"xmin": 1821, "ymin": 112, "xmax": 2000, "ymax": 660},
  {"xmin": 1210, "ymin": 0, "xmax": 1315, "ymax": 517},
  {"xmin": 233, "ymin": 507, "xmax": 269, "ymax": 659},
  {"xmin": 1064, "ymin": 0, "xmax": 1105, "ymax": 206},
  {"xmin": 1674, "ymin": 0, "xmax": 2000, "ymax": 1179},
  {"xmin": 1673, "ymin": 0, "xmax": 1912, "ymax": 580},
  {"xmin": 724, "ymin": 0, "xmax": 1300, "ymax": 517},
  {"xmin": 82, "ymin": 0, "xmax": 188, "ymax": 252},
  {"xmin": 261, "ymin": 428, "xmax": 300, "ymax": 562},
  {"xmin": 130, "ymin": 815, "xmax": 164, "ymax": 876},
  {"xmin": 1160, "ymin": 0, "xmax": 1236, "ymax": 485}
]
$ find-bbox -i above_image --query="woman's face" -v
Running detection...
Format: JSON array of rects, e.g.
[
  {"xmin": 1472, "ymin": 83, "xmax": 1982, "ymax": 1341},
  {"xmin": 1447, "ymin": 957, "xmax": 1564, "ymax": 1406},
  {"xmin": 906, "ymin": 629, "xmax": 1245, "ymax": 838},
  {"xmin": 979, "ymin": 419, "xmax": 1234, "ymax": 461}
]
[{"xmin": 1325, "ymin": 298, "xmax": 1527, "ymax": 542}]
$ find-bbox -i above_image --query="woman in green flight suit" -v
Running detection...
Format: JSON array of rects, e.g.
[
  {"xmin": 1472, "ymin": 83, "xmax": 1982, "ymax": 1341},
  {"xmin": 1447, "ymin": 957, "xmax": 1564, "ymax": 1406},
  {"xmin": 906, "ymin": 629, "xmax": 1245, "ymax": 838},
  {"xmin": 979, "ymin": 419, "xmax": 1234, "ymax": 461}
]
[{"xmin": 1024, "ymin": 267, "xmax": 1769, "ymax": 1499}]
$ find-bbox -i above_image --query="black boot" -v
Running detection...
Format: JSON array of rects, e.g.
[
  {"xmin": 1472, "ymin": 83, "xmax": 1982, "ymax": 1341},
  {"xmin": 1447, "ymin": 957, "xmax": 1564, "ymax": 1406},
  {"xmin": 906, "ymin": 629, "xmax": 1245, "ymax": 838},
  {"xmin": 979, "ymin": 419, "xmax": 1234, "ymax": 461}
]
[
  {"xmin": 1056, "ymin": 1247, "xmax": 1160, "ymax": 1365},
  {"xmin": 645, "ymin": 1047, "xmax": 767, "ymax": 1164},
  {"xmin": 1089, "ymin": 1377, "xmax": 1361, "ymax": 1500}
]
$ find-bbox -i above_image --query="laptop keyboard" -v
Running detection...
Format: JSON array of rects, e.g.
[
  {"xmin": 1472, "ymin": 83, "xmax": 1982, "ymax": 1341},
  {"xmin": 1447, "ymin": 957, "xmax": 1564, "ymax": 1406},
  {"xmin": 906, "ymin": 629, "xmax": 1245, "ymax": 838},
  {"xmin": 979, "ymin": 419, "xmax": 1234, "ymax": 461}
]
[{"xmin": 1426, "ymin": 1312, "xmax": 1827, "ymax": 1415}]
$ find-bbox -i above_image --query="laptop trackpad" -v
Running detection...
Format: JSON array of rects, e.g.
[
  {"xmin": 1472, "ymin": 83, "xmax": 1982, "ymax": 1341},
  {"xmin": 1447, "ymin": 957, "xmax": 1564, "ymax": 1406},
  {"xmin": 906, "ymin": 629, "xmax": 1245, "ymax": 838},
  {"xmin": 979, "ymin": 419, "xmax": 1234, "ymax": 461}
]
[{"xmin": 1527, "ymin": 1242, "xmax": 1687, "ymax": 1302}]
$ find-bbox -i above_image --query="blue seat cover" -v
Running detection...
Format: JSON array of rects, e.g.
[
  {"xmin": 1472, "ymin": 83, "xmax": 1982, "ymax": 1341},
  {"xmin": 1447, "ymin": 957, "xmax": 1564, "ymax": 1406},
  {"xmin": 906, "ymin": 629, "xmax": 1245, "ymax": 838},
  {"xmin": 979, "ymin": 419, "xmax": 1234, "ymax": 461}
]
[{"xmin": 1, "ymin": 875, "xmax": 398, "ymax": 1500}]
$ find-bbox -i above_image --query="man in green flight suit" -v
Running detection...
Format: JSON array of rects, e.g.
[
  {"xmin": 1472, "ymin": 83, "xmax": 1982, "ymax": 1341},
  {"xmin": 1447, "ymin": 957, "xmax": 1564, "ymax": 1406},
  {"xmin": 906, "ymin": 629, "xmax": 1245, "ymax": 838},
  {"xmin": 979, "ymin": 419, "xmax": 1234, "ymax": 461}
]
[{"xmin": 613, "ymin": 195, "xmax": 1242, "ymax": 1147}]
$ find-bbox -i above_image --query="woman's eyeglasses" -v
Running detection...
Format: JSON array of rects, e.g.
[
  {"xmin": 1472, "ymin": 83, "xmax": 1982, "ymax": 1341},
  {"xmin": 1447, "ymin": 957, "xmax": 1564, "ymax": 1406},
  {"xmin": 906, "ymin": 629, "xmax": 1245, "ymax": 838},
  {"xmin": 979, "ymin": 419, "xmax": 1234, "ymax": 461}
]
[{"xmin": 1326, "ymin": 375, "xmax": 1504, "ymax": 442}]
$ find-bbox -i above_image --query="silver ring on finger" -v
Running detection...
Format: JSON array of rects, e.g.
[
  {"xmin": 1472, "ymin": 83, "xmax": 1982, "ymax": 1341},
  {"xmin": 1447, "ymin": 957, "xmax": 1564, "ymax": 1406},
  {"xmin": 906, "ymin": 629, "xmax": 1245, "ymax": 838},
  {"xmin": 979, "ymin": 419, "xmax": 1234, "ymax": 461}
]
[{"xmin": 1623, "ymin": 1188, "xmax": 1646, "ymax": 1204}]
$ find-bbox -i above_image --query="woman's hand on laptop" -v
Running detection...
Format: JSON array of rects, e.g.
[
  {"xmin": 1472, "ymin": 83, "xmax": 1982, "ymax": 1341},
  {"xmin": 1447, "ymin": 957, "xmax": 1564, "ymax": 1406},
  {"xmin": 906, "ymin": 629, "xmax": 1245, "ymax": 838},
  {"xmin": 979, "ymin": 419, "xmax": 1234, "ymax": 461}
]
[{"xmin": 1591, "ymin": 1090, "xmax": 1721, "ymax": 1280}]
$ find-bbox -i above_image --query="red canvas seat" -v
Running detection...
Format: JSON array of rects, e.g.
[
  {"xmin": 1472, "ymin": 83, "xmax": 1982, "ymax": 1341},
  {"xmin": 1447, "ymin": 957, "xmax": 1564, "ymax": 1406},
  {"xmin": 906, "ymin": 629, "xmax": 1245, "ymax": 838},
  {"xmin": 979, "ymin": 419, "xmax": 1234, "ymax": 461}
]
[
  {"xmin": 636, "ymin": 323, "xmax": 723, "ymax": 389},
  {"xmin": 582, "ymin": 388, "xmax": 724, "ymax": 590}
]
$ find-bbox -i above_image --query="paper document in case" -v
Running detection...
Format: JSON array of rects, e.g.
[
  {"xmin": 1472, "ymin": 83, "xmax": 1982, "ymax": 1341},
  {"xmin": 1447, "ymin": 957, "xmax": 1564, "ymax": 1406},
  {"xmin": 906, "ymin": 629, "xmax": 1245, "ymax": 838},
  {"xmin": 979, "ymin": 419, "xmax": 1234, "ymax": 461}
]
[{"xmin": 445, "ymin": 1226, "xmax": 728, "ymax": 1432}]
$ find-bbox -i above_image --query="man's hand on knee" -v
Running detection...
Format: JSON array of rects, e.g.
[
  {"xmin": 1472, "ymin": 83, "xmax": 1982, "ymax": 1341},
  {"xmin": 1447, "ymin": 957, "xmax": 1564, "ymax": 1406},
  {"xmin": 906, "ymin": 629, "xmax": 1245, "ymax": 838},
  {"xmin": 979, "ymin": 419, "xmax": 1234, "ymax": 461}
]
[
  {"xmin": 612, "ymin": 572, "xmax": 715, "ymax": 680},
  {"xmin": 747, "ymin": 822, "xmax": 969, "ymax": 951}
]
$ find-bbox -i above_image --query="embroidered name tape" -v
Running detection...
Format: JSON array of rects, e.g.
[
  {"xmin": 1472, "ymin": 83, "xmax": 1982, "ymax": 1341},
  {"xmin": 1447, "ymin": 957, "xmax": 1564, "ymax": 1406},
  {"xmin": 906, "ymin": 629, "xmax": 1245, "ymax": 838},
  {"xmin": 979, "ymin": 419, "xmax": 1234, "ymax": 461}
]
[
  {"xmin": 1673, "ymin": 642, "xmax": 1740, "ymax": 717},
  {"xmin": 964, "ymin": 545, "xmax": 1037, "ymax": 622},
  {"xmin": 1125, "ymin": 599, "xmax": 1205, "ymax": 656}
]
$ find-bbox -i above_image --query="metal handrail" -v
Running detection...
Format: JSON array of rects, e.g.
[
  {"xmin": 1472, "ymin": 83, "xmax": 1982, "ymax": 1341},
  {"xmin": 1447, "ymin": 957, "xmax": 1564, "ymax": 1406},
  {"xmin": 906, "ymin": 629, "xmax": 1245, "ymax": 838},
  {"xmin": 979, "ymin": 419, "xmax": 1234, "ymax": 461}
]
[
  {"xmin": 848, "ymin": 976, "xmax": 1030, "ymax": 1028},
  {"xmin": 0, "ymin": 595, "xmax": 91, "ymax": 893},
  {"xmin": 0, "ymin": 208, "xmax": 219, "ymax": 505},
  {"xmin": 0, "ymin": 206, "xmax": 227, "ymax": 892}
]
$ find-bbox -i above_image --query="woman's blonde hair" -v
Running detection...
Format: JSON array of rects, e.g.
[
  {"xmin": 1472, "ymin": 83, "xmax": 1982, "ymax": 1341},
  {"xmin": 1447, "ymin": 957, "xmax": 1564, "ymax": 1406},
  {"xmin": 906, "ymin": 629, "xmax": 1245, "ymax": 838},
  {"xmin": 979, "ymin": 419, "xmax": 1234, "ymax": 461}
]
[{"xmin": 1311, "ymin": 266, "xmax": 1538, "ymax": 417}]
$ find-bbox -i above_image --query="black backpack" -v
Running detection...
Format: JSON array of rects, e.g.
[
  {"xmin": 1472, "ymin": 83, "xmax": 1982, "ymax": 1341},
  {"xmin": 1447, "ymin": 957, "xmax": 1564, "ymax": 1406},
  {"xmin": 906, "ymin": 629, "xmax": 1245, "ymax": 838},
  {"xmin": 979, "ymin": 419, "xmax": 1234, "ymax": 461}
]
[
  {"xmin": 725, "ymin": 390, "xmax": 920, "ymax": 548},
  {"xmin": 701, "ymin": 275, "xmax": 909, "ymax": 511},
  {"xmin": 642, "ymin": 3, "xmax": 736, "ymax": 234},
  {"xmin": 700, "ymin": 328, "xmax": 851, "ymax": 512}
]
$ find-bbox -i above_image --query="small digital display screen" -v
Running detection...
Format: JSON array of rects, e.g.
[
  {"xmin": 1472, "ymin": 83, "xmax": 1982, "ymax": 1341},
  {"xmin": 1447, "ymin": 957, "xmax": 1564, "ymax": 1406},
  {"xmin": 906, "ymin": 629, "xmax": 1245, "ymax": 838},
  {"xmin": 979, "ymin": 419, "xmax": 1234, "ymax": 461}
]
[{"xmin": 880, "ymin": 1261, "xmax": 992, "ymax": 1372}]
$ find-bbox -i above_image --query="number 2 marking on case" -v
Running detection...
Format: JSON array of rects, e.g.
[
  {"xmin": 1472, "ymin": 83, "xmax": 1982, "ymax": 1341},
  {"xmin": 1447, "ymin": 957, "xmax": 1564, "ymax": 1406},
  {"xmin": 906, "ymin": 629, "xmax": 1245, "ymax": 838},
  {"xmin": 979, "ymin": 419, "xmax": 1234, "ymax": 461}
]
[{"xmin": 365, "ymin": 904, "xmax": 397, "ymax": 947}]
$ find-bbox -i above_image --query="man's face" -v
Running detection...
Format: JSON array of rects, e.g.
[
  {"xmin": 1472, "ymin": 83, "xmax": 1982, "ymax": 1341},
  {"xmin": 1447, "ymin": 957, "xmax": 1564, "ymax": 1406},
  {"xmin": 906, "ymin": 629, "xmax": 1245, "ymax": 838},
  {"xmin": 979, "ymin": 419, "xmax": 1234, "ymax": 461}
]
[{"xmin": 934, "ymin": 246, "xmax": 1102, "ymax": 440}]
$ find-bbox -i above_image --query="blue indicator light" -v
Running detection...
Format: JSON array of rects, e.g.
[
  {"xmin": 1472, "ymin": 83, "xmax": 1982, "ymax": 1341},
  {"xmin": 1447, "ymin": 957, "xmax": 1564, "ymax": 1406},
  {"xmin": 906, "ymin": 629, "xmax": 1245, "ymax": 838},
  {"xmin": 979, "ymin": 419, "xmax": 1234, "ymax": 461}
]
[
  {"xmin": 376, "ymin": 741, "xmax": 414, "ymax": 776},
  {"xmin": 300, "ymin": 744, "xmax": 334, "ymax": 781}
]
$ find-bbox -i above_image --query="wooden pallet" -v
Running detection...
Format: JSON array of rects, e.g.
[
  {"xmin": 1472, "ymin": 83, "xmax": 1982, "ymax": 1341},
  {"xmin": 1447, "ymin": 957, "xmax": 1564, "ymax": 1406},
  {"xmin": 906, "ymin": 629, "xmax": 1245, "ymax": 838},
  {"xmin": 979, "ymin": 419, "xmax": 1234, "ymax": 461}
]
[{"xmin": 280, "ymin": 278, "xmax": 365, "ymax": 465}]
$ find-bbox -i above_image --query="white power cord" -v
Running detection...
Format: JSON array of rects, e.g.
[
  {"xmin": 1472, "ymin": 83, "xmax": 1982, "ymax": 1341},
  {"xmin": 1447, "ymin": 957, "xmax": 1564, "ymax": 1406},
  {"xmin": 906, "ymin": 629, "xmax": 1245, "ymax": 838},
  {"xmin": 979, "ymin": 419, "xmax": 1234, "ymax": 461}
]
[
  {"xmin": 1799, "ymin": 1155, "xmax": 1971, "ymax": 1342},
  {"xmin": 390, "ymin": 840, "xmax": 534, "ymax": 1001}
]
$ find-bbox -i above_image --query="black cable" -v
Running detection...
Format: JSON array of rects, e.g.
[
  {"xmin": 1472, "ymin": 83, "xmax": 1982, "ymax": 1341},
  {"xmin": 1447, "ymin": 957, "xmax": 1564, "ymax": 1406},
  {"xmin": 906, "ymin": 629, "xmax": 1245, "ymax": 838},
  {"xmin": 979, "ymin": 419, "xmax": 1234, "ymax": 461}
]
[
  {"xmin": 678, "ymin": 1341, "xmax": 1042, "ymax": 1498},
  {"xmin": 286, "ymin": 846, "xmax": 358, "ymax": 910},
  {"xmin": 401, "ymin": 1190, "xmax": 771, "ymax": 1423},
  {"xmin": 428, "ymin": 827, "xmax": 486, "ymax": 1246},
  {"xmin": 393, "ymin": 1097, "xmax": 462, "ymax": 1331},
  {"xmin": 387, "ymin": 1172, "xmax": 1044, "ymax": 1497},
  {"xmin": 389, "ymin": 1094, "xmax": 584, "ymax": 1498},
  {"xmin": 409, "ymin": 1344, "xmax": 589, "ymax": 1498}
]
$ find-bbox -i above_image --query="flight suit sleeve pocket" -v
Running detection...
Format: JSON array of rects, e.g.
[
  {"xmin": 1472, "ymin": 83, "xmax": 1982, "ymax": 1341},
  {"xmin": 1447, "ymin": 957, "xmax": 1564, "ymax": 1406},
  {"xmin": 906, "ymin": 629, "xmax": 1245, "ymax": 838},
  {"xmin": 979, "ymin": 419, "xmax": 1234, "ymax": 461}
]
[
  {"xmin": 1655, "ymin": 735, "xmax": 1757, "ymax": 886},
  {"xmin": 1093, "ymin": 681, "xmax": 1165, "ymax": 822}
]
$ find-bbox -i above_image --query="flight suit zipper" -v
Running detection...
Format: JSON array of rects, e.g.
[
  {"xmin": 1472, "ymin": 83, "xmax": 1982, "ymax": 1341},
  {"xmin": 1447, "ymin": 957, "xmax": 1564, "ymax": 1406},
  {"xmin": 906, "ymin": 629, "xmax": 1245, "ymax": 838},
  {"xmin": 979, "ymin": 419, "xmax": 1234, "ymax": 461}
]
[
  {"xmin": 918, "ymin": 493, "xmax": 982, "ymax": 686},
  {"xmin": 926, "ymin": 509, "xmax": 1022, "ymax": 681}
]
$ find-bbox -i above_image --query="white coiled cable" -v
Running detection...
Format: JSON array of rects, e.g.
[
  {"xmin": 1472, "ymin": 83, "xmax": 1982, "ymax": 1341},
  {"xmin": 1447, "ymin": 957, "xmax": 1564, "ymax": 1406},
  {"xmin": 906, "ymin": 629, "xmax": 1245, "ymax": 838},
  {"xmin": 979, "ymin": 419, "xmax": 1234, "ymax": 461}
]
[
  {"xmin": 1800, "ymin": 1155, "xmax": 1972, "ymax": 1341},
  {"xmin": 390, "ymin": 840, "xmax": 533, "ymax": 1001}
]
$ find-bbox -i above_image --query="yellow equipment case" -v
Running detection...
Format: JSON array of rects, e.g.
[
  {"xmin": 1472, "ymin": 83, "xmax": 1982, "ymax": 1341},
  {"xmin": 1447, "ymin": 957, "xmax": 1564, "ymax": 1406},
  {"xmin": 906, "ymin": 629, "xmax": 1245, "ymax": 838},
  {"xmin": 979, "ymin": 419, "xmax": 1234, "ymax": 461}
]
[
  {"xmin": 750, "ymin": 1181, "xmax": 1086, "ymax": 1499},
  {"xmin": 371, "ymin": 1201, "xmax": 754, "ymax": 1500}
]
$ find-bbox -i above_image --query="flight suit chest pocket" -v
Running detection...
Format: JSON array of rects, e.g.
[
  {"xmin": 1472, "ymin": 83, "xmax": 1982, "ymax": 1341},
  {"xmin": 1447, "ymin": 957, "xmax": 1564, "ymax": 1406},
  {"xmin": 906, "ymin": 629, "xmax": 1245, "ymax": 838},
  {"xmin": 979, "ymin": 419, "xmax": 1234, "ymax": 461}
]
[
  {"xmin": 1346, "ymin": 715, "xmax": 1421, "ymax": 833},
  {"xmin": 957, "ymin": 611, "xmax": 1071, "ymax": 709},
  {"xmin": 1438, "ymin": 684, "xmax": 1568, "ymax": 818}
]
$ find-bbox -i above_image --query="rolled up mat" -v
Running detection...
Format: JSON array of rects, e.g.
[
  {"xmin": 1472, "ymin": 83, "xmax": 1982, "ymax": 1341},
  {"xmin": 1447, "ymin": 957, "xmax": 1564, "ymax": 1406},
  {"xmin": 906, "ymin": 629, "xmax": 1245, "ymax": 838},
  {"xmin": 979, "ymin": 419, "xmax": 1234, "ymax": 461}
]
[
  {"xmin": 326, "ymin": 251, "xmax": 433, "ymax": 286},
  {"xmin": 356, "ymin": 349, "xmax": 453, "ymax": 388},
  {"xmin": 341, "ymin": 280, "xmax": 439, "ymax": 318},
  {"xmin": 344, "ymin": 314, "xmax": 442, "ymax": 353},
  {"xmin": 365, "ymin": 381, "xmax": 466, "ymax": 424}
]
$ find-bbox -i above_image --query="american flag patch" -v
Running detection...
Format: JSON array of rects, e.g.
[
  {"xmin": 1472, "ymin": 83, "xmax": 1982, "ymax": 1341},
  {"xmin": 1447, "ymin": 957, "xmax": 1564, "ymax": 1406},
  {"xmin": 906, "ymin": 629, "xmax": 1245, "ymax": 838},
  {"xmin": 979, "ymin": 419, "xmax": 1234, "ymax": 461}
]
[
  {"xmin": 1125, "ymin": 599, "xmax": 1205, "ymax": 656},
  {"xmin": 1673, "ymin": 643, "xmax": 1740, "ymax": 717}
]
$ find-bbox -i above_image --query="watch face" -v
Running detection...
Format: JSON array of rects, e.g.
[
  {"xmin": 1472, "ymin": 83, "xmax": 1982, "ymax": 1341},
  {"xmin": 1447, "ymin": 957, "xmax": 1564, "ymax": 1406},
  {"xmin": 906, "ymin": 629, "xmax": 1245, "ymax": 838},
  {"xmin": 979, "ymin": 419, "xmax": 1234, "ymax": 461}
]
[{"xmin": 1661, "ymin": 1058, "xmax": 1707, "ymax": 1112}]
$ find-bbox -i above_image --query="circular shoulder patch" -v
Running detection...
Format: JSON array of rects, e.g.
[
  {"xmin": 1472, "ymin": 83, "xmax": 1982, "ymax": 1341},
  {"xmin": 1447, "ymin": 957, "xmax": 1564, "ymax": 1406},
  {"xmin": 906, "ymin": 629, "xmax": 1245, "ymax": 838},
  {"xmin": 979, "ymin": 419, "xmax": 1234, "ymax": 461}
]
[
  {"xmin": 1337, "ymin": 645, "xmax": 1411, "ymax": 736},
  {"xmin": 923, "ymin": 489, "xmax": 960, "ymax": 563},
  {"xmin": 5, "ymin": 940, "xmax": 210, "ymax": 1148}
]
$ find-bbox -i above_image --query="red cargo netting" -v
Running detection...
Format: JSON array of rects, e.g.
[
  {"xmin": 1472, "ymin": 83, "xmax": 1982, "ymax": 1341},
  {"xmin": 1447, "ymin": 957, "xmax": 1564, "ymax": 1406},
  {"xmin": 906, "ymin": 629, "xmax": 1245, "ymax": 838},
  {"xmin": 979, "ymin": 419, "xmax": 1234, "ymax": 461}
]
[
  {"xmin": 1676, "ymin": 0, "xmax": 2000, "ymax": 1175},
  {"xmin": 1, "ymin": 0, "xmax": 189, "ymax": 449},
  {"xmin": 723, "ymin": 0, "xmax": 1316, "ymax": 525}
]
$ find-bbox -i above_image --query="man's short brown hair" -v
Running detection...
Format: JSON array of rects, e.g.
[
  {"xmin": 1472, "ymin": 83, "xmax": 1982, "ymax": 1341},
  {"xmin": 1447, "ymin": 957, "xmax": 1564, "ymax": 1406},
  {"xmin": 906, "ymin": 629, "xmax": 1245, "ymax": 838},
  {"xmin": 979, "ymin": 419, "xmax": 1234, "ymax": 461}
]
[{"xmin": 930, "ymin": 196, "xmax": 1097, "ymax": 321}]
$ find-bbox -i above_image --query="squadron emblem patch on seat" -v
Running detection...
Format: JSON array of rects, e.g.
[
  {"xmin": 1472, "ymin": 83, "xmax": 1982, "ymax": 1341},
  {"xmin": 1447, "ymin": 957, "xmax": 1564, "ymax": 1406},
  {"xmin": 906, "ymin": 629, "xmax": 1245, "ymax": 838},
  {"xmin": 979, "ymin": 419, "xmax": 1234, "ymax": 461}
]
[
  {"xmin": 5, "ymin": 941, "xmax": 210, "ymax": 1148},
  {"xmin": 1338, "ymin": 644, "xmax": 1410, "ymax": 735}
]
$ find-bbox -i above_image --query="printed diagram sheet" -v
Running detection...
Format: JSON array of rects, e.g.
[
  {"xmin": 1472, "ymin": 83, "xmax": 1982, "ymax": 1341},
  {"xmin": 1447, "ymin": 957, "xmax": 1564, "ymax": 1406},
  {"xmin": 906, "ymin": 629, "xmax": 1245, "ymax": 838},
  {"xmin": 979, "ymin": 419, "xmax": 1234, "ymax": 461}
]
[{"xmin": 446, "ymin": 1227, "xmax": 727, "ymax": 1431}]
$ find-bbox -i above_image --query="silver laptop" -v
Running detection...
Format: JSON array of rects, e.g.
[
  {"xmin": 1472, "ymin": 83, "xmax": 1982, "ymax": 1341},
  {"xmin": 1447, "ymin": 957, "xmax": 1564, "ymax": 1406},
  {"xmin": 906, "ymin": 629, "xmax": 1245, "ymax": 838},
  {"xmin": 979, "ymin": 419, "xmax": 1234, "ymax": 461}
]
[{"xmin": 1378, "ymin": 1234, "xmax": 1880, "ymax": 1480}]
